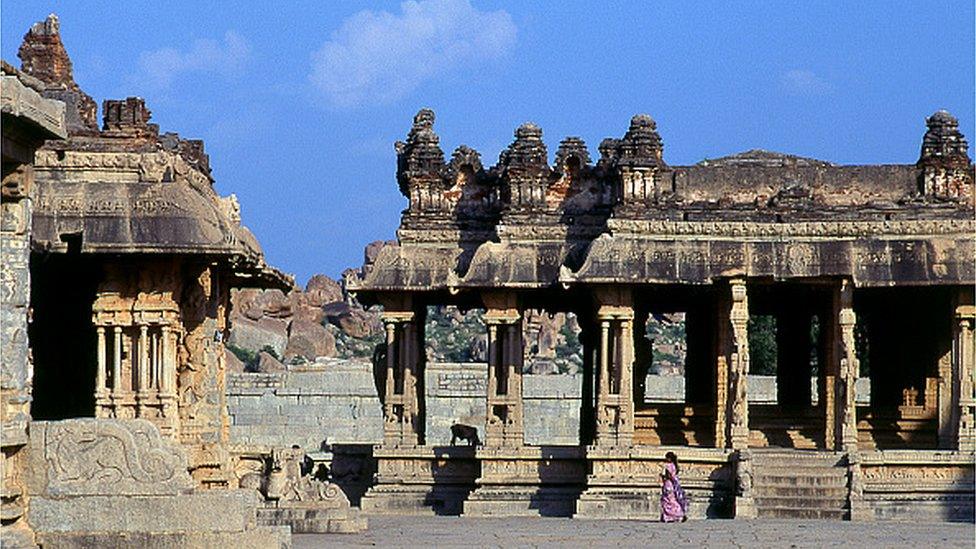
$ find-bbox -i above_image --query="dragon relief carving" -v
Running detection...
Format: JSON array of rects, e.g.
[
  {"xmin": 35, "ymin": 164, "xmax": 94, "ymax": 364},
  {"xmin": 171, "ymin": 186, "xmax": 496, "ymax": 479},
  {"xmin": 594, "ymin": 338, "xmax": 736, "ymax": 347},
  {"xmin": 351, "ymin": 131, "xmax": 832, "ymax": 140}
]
[{"xmin": 39, "ymin": 418, "xmax": 193, "ymax": 496}]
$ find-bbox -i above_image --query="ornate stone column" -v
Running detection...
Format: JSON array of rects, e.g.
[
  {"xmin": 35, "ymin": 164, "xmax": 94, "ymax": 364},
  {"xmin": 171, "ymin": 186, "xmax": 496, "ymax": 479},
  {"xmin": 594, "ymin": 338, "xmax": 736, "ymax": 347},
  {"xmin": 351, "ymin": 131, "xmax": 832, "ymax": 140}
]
[
  {"xmin": 726, "ymin": 279, "xmax": 750, "ymax": 451},
  {"xmin": 112, "ymin": 326, "xmax": 123, "ymax": 398},
  {"xmin": 833, "ymin": 279, "xmax": 859, "ymax": 452},
  {"xmin": 483, "ymin": 305, "xmax": 524, "ymax": 447},
  {"xmin": 953, "ymin": 289, "xmax": 975, "ymax": 452},
  {"xmin": 137, "ymin": 324, "xmax": 150, "ymax": 416},
  {"xmin": 719, "ymin": 279, "xmax": 755, "ymax": 519},
  {"xmin": 380, "ymin": 308, "xmax": 424, "ymax": 446},
  {"xmin": 592, "ymin": 288, "xmax": 635, "ymax": 448},
  {"xmin": 159, "ymin": 324, "xmax": 178, "ymax": 435},
  {"xmin": 95, "ymin": 326, "xmax": 108, "ymax": 417},
  {"xmin": 819, "ymin": 296, "xmax": 838, "ymax": 450}
]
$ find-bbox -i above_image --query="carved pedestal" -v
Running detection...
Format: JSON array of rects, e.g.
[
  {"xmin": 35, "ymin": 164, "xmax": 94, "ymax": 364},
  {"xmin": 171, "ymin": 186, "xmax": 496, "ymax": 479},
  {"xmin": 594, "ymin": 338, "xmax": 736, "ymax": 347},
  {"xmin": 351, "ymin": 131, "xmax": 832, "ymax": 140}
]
[
  {"xmin": 858, "ymin": 450, "xmax": 975, "ymax": 521},
  {"xmin": 360, "ymin": 445, "xmax": 478, "ymax": 515},
  {"xmin": 576, "ymin": 446, "xmax": 734, "ymax": 519},
  {"xmin": 463, "ymin": 445, "xmax": 586, "ymax": 517}
]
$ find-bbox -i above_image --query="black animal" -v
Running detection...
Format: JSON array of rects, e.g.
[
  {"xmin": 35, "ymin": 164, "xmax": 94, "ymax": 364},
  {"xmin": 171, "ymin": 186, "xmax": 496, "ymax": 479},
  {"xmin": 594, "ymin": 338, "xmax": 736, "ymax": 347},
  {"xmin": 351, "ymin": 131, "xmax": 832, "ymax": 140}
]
[{"xmin": 450, "ymin": 424, "xmax": 480, "ymax": 446}]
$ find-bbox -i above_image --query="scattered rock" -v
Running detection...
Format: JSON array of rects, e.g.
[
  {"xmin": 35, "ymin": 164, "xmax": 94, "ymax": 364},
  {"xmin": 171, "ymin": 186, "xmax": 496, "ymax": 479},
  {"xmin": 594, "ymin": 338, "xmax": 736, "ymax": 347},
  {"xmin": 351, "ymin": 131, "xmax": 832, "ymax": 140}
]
[
  {"xmin": 469, "ymin": 333, "xmax": 487, "ymax": 362},
  {"xmin": 257, "ymin": 351, "xmax": 286, "ymax": 373},
  {"xmin": 364, "ymin": 240, "xmax": 396, "ymax": 265},
  {"xmin": 225, "ymin": 346, "xmax": 245, "ymax": 373}
]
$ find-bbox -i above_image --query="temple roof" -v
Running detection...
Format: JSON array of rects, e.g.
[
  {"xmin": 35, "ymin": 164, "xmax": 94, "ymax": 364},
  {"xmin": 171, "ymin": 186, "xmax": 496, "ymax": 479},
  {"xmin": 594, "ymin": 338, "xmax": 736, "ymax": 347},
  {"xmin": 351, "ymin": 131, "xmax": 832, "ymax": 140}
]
[
  {"xmin": 14, "ymin": 14, "xmax": 291, "ymax": 290},
  {"xmin": 349, "ymin": 109, "xmax": 975, "ymax": 295}
]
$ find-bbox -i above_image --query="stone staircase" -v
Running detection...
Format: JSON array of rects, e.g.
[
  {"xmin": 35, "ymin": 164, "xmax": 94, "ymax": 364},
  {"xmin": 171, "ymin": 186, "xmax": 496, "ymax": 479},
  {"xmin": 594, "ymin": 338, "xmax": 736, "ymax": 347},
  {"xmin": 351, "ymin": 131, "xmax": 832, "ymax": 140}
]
[{"xmin": 751, "ymin": 450, "xmax": 850, "ymax": 520}]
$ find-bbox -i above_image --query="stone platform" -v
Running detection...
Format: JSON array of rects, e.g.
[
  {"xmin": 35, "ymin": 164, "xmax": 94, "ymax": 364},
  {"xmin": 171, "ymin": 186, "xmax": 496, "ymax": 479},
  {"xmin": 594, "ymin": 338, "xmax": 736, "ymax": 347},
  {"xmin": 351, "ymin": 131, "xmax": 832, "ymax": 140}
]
[{"xmin": 294, "ymin": 515, "xmax": 974, "ymax": 549}]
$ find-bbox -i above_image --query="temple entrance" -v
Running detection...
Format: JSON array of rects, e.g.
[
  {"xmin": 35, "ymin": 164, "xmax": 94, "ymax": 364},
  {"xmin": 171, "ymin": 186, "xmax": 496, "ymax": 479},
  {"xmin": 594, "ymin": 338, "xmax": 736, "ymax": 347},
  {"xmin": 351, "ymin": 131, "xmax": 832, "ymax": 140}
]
[
  {"xmin": 855, "ymin": 286, "xmax": 954, "ymax": 449},
  {"xmin": 633, "ymin": 286, "xmax": 717, "ymax": 447},
  {"xmin": 28, "ymin": 252, "xmax": 101, "ymax": 419},
  {"xmin": 747, "ymin": 283, "xmax": 831, "ymax": 449}
]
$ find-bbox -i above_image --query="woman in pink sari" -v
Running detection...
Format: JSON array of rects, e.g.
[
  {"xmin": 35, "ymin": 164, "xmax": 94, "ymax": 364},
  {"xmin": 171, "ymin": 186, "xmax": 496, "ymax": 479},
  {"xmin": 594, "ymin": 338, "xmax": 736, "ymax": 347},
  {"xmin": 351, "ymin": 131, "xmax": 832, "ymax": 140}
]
[{"xmin": 660, "ymin": 451, "xmax": 689, "ymax": 522}]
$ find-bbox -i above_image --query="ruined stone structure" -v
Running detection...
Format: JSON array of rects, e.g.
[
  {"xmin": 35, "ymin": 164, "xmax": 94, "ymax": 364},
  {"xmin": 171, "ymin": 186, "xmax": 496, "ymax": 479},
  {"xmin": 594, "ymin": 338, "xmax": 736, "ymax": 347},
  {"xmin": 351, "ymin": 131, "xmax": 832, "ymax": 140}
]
[
  {"xmin": 1, "ymin": 15, "xmax": 304, "ymax": 547},
  {"xmin": 2, "ymin": 55, "xmax": 67, "ymax": 549},
  {"xmin": 348, "ymin": 109, "xmax": 975, "ymax": 520}
]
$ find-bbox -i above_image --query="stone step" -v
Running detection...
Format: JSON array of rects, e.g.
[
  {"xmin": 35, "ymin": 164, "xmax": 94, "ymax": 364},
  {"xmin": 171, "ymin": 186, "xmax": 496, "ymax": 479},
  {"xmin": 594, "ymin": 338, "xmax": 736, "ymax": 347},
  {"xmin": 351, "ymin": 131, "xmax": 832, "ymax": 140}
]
[
  {"xmin": 752, "ymin": 455, "xmax": 845, "ymax": 465},
  {"xmin": 755, "ymin": 495, "xmax": 848, "ymax": 509},
  {"xmin": 754, "ymin": 466, "xmax": 847, "ymax": 478},
  {"xmin": 754, "ymin": 485, "xmax": 848, "ymax": 498},
  {"xmin": 753, "ymin": 475, "xmax": 848, "ymax": 488},
  {"xmin": 756, "ymin": 506, "xmax": 848, "ymax": 520}
]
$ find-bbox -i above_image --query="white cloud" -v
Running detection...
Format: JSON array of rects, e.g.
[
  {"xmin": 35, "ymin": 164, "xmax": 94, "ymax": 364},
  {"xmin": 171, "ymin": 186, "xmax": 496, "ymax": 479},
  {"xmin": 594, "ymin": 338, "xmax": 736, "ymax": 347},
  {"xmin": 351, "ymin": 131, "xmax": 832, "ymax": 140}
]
[
  {"xmin": 781, "ymin": 69, "xmax": 834, "ymax": 97},
  {"xmin": 138, "ymin": 31, "xmax": 250, "ymax": 88},
  {"xmin": 309, "ymin": 0, "xmax": 517, "ymax": 108}
]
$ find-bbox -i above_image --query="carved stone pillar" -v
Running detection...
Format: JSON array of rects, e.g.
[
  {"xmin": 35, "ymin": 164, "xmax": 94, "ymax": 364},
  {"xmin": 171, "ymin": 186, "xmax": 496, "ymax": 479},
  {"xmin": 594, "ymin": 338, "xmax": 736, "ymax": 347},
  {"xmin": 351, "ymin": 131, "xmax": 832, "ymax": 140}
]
[
  {"xmin": 95, "ymin": 326, "xmax": 108, "ymax": 417},
  {"xmin": 593, "ymin": 288, "xmax": 635, "ymax": 448},
  {"xmin": 725, "ymin": 279, "xmax": 750, "ymax": 450},
  {"xmin": 380, "ymin": 308, "xmax": 425, "ymax": 447},
  {"xmin": 112, "ymin": 326, "xmax": 123, "ymax": 397},
  {"xmin": 954, "ymin": 289, "xmax": 976, "ymax": 452},
  {"xmin": 137, "ymin": 324, "xmax": 150, "ymax": 416},
  {"xmin": 833, "ymin": 279, "xmax": 859, "ymax": 452},
  {"xmin": 483, "ymin": 294, "xmax": 524, "ymax": 448},
  {"xmin": 819, "ymin": 296, "xmax": 838, "ymax": 450},
  {"xmin": 714, "ymin": 289, "xmax": 730, "ymax": 449}
]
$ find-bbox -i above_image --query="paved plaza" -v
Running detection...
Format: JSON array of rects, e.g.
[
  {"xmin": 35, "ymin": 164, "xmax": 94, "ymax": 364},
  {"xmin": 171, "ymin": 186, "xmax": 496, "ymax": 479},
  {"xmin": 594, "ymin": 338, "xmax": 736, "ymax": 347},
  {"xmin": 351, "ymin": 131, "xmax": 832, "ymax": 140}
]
[{"xmin": 294, "ymin": 516, "xmax": 974, "ymax": 548}]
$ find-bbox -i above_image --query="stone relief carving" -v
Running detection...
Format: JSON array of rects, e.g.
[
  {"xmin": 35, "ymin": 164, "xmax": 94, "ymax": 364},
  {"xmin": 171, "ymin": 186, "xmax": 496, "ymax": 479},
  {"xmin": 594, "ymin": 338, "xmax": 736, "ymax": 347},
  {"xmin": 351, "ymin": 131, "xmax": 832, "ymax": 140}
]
[{"xmin": 34, "ymin": 418, "xmax": 193, "ymax": 496}]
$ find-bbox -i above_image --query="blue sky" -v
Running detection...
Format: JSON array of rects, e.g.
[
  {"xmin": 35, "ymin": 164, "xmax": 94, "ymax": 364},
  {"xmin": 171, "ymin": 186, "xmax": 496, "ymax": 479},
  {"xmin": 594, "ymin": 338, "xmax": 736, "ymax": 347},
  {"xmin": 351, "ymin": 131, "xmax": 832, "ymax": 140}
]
[{"xmin": 3, "ymin": 1, "xmax": 973, "ymax": 285}]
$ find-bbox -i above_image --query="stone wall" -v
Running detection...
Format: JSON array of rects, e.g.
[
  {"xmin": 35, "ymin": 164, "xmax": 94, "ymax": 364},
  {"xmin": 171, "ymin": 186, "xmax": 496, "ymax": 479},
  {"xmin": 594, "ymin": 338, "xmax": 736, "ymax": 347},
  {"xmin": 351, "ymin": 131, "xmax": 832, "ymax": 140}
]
[
  {"xmin": 227, "ymin": 364, "xmax": 873, "ymax": 451},
  {"xmin": 227, "ymin": 361, "xmax": 588, "ymax": 450},
  {"xmin": 643, "ymin": 375, "xmax": 871, "ymax": 405},
  {"xmin": 227, "ymin": 360, "xmax": 382, "ymax": 449}
]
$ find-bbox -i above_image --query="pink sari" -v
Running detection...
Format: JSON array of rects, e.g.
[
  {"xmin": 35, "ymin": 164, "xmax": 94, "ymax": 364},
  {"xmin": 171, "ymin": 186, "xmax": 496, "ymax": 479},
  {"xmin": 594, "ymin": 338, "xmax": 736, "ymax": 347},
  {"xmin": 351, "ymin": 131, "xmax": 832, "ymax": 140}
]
[{"xmin": 660, "ymin": 462, "xmax": 688, "ymax": 522}]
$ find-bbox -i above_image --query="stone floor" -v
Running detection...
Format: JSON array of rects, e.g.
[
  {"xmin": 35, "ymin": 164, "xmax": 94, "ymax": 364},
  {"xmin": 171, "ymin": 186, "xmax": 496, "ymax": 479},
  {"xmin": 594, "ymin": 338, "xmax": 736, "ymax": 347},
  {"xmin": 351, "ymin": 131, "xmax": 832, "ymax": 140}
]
[{"xmin": 293, "ymin": 516, "xmax": 974, "ymax": 548}]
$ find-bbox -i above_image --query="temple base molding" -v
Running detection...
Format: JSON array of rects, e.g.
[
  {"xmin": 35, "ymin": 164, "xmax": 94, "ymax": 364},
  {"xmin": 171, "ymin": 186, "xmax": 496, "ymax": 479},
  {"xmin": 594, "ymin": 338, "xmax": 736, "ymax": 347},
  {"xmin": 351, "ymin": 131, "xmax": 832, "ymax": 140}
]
[
  {"xmin": 576, "ymin": 446, "xmax": 733, "ymax": 519},
  {"xmin": 360, "ymin": 445, "xmax": 478, "ymax": 515},
  {"xmin": 463, "ymin": 445, "xmax": 586, "ymax": 517}
]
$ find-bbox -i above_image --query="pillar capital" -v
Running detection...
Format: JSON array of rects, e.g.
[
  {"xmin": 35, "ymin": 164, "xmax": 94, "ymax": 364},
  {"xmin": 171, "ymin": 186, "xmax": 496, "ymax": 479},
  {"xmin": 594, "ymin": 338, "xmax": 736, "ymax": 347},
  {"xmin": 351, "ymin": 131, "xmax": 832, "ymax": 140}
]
[
  {"xmin": 381, "ymin": 310, "xmax": 416, "ymax": 324},
  {"xmin": 484, "ymin": 307, "xmax": 521, "ymax": 325},
  {"xmin": 596, "ymin": 305, "xmax": 634, "ymax": 321}
]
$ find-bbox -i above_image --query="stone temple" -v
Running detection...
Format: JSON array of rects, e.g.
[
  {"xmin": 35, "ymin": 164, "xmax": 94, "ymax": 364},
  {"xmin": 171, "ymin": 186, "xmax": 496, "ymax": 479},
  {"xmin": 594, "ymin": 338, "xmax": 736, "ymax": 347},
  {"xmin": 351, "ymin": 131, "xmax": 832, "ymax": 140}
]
[{"xmin": 1, "ymin": 12, "xmax": 974, "ymax": 548}]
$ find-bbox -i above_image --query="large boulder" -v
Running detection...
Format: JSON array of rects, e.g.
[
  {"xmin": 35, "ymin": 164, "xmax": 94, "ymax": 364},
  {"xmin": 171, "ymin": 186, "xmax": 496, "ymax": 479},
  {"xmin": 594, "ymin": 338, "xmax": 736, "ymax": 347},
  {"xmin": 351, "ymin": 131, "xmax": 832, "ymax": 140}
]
[
  {"xmin": 284, "ymin": 320, "xmax": 337, "ymax": 362},
  {"xmin": 234, "ymin": 288, "xmax": 266, "ymax": 321},
  {"xmin": 288, "ymin": 291, "xmax": 325, "ymax": 324},
  {"xmin": 257, "ymin": 289, "xmax": 292, "ymax": 319},
  {"xmin": 323, "ymin": 302, "xmax": 378, "ymax": 339},
  {"xmin": 304, "ymin": 274, "xmax": 343, "ymax": 307},
  {"xmin": 227, "ymin": 316, "xmax": 289, "ymax": 357}
]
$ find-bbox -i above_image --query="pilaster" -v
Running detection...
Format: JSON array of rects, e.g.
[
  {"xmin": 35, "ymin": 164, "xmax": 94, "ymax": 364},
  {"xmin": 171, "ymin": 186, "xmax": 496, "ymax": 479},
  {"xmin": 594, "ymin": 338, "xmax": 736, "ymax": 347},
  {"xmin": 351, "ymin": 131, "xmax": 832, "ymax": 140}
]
[
  {"xmin": 379, "ymin": 304, "xmax": 425, "ymax": 447},
  {"xmin": 482, "ymin": 292, "xmax": 524, "ymax": 448},
  {"xmin": 727, "ymin": 279, "xmax": 750, "ymax": 451},
  {"xmin": 953, "ymin": 288, "xmax": 975, "ymax": 452},
  {"xmin": 834, "ymin": 279, "xmax": 859, "ymax": 452},
  {"xmin": 592, "ymin": 287, "xmax": 635, "ymax": 449}
]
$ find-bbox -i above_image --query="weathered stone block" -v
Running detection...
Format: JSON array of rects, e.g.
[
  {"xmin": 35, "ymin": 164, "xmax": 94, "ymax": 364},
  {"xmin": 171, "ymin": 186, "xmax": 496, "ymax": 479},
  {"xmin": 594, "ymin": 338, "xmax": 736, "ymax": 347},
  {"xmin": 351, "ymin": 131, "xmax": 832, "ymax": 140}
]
[
  {"xmin": 27, "ymin": 419, "xmax": 194, "ymax": 497},
  {"xmin": 28, "ymin": 490, "xmax": 261, "ymax": 533},
  {"xmin": 35, "ymin": 528, "xmax": 292, "ymax": 549}
]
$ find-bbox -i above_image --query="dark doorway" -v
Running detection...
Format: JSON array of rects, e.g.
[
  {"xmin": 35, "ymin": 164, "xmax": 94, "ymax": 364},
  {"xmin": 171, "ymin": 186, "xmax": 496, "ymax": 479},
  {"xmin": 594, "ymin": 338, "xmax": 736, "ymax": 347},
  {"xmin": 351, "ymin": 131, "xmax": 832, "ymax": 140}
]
[{"xmin": 29, "ymin": 252, "xmax": 101, "ymax": 419}]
